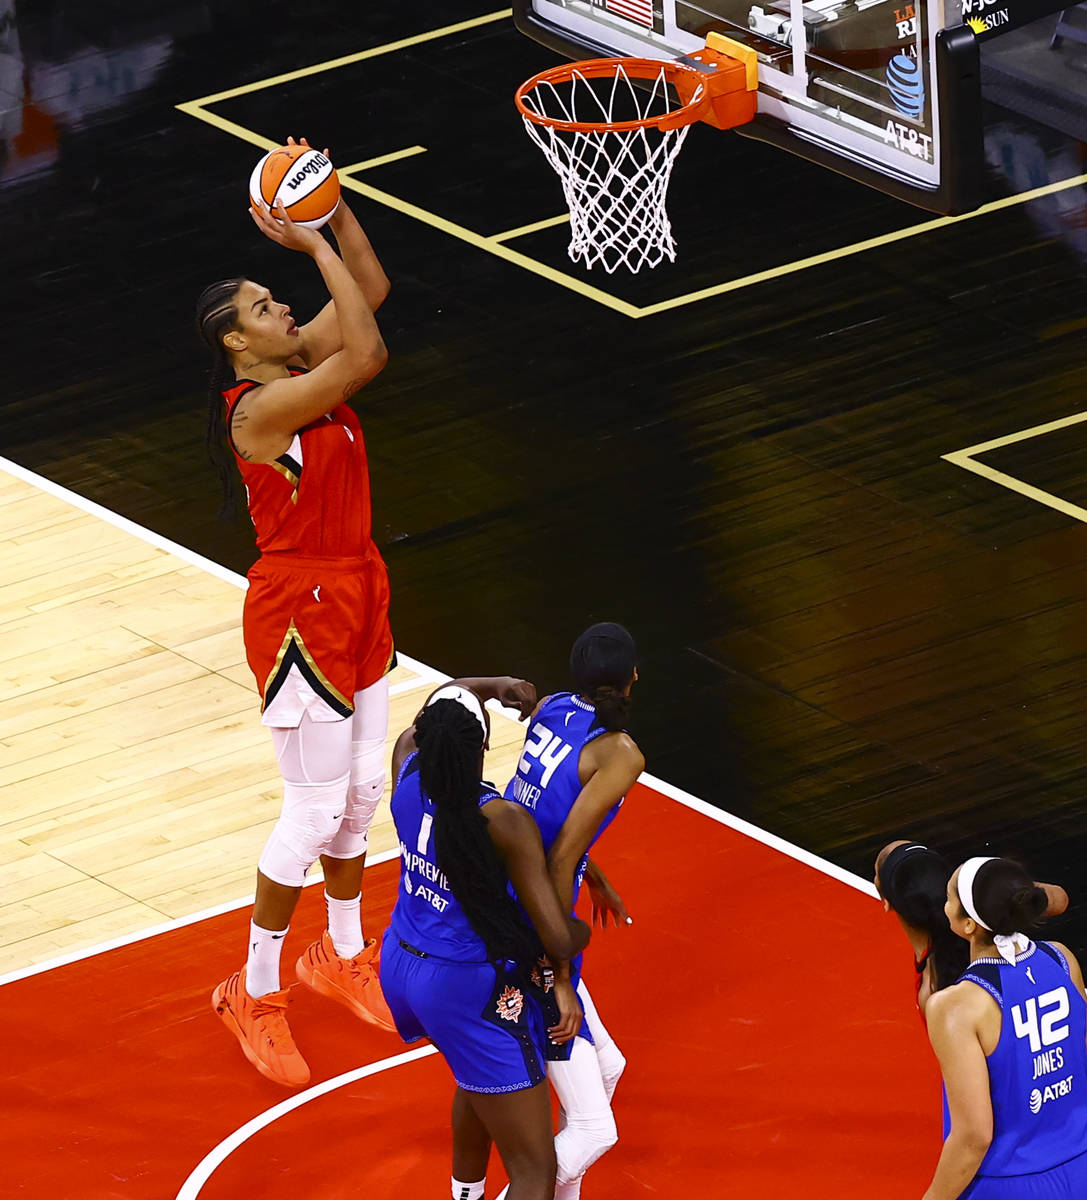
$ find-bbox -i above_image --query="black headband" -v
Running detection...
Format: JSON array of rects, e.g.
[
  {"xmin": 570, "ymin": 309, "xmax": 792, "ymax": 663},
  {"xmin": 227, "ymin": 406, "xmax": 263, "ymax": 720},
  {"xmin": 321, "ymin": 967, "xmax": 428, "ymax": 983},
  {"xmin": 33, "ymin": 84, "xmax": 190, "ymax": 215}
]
[
  {"xmin": 880, "ymin": 843, "xmax": 942, "ymax": 907},
  {"xmin": 569, "ymin": 622, "xmax": 637, "ymax": 693}
]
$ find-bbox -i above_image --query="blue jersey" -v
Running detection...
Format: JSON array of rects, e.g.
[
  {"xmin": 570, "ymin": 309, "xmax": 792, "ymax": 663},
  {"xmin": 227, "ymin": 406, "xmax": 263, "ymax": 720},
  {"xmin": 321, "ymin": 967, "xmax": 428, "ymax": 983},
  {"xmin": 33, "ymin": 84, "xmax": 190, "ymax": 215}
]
[
  {"xmin": 957, "ymin": 941, "xmax": 1087, "ymax": 1178},
  {"xmin": 388, "ymin": 751, "xmax": 500, "ymax": 962},
  {"xmin": 504, "ymin": 692, "xmax": 625, "ymax": 905}
]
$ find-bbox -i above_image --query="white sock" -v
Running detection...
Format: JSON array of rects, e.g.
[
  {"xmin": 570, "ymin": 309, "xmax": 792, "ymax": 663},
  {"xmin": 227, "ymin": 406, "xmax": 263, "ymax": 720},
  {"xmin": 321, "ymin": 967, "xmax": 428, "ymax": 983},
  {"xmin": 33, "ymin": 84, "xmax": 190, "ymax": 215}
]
[
  {"xmin": 555, "ymin": 1180, "xmax": 584, "ymax": 1200},
  {"xmin": 326, "ymin": 891, "xmax": 364, "ymax": 958},
  {"xmin": 451, "ymin": 1177, "xmax": 485, "ymax": 1200},
  {"xmin": 246, "ymin": 921, "xmax": 288, "ymax": 998}
]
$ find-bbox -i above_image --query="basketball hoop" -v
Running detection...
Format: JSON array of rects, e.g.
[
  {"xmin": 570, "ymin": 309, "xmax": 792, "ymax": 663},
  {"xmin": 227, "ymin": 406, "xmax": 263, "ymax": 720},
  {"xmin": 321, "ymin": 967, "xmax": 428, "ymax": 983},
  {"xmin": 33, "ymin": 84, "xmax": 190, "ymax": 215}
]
[{"xmin": 515, "ymin": 45, "xmax": 756, "ymax": 274}]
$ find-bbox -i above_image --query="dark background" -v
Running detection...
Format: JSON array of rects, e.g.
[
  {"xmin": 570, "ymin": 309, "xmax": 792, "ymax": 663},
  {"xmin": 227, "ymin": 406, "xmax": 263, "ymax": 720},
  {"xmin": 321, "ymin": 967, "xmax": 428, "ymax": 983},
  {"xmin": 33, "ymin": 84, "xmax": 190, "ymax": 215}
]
[{"xmin": 4, "ymin": 0, "xmax": 1087, "ymax": 951}]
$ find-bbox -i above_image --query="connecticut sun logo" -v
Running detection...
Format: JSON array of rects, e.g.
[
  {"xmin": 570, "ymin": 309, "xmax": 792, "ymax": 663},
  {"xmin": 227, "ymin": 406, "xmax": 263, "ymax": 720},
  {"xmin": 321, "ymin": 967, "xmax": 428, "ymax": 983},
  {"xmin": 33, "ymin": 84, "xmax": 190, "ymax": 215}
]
[
  {"xmin": 530, "ymin": 960, "xmax": 555, "ymax": 992},
  {"xmin": 496, "ymin": 986, "xmax": 525, "ymax": 1022}
]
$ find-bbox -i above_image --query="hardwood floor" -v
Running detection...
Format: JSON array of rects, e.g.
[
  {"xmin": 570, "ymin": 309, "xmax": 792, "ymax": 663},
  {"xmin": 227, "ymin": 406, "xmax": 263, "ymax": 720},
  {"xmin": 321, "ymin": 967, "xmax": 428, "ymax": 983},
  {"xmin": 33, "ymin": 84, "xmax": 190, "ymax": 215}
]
[
  {"xmin": 3, "ymin": 1, "xmax": 1086, "ymax": 968},
  {"xmin": 0, "ymin": 467, "xmax": 529, "ymax": 973}
]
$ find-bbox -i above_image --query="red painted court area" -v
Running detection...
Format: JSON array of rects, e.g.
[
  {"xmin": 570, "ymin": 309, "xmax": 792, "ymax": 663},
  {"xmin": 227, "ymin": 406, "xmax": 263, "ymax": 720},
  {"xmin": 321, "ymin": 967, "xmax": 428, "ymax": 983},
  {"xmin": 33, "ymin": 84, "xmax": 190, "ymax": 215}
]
[{"xmin": 3, "ymin": 784, "xmax": 941, "ymax": 1198}]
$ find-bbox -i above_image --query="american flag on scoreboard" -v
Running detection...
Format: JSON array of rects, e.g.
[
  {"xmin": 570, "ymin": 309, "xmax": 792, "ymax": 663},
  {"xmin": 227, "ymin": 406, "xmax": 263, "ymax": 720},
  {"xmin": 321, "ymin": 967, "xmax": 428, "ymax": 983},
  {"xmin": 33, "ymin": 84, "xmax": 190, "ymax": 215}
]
[{"xmin": 602, "ymin": 0, "xmax": 654, "ymax": 28}]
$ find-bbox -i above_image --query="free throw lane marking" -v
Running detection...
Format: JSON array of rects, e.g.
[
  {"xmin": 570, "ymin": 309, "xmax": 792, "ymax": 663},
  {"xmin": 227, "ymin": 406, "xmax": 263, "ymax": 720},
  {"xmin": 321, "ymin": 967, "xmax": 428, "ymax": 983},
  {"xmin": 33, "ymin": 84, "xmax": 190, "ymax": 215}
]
[
  {"xmin": 176, "ymin": 13, "xmax": 1087, "ymax": 316},
  {"xmin": 942, "ymin": 409, "xmax": 1087, "ymax": 525}
]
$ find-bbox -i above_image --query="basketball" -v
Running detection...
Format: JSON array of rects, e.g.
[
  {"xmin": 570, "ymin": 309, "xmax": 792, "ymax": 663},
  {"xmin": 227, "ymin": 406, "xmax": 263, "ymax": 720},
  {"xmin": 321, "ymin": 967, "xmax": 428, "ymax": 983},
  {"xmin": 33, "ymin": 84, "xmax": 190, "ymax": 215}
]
[{"xmin": 249, "ymin": 144, "xmax": 341, "ymax": 229}]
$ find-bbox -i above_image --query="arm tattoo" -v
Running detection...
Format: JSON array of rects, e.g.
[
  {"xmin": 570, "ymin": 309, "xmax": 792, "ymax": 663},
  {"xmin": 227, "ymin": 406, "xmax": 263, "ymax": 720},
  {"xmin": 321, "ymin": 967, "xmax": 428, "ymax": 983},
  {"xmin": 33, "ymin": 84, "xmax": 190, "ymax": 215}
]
[{"xmin": 342, "ymin": 377, "xmax": 367, "ymax": 400}]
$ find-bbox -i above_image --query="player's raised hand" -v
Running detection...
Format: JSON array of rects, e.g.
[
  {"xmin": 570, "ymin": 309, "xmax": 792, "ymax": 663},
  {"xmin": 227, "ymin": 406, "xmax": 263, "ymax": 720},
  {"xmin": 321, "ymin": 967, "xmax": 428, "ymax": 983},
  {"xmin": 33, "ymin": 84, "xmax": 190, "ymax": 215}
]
[
  {"xmin": 249, "ymin": 199, "xmax": 329, "ymax": 256},
  {"xmin": 500, "ymin": 677, "xmax": 538, "ymax": 721},
  {"xmin": 587, "ymin": 872, "xmax": 631, "ymax": 929},
  {"xmin": 286, "ymin": 134, "xmax": 330, "ymax": 156}
]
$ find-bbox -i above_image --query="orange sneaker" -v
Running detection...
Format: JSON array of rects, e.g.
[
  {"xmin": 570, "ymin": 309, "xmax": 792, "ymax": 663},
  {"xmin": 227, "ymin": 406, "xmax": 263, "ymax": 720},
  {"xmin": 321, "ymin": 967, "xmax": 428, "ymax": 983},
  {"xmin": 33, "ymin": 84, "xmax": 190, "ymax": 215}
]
[
  {"xmin": 295, "ymin": 932, "xmax": 398, "ymax": 1033},
  {"xmin": 212, "ymin": 967, "xmax": 310, "ymax": 1088}
]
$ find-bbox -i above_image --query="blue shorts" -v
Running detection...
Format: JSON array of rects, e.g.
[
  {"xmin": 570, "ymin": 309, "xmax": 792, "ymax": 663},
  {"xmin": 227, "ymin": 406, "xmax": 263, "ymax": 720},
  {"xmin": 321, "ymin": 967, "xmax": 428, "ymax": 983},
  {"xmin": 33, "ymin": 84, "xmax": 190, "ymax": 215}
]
[
  {"xmin": 962, "ymin": 1150, "xmax": 1087, "ymax": 1199},
  {"xmin": 525, "ymin": 955, "xmax": 593, "ymax": 1063},
  {"xmin": 379, "ymin": 928, "xmax": 547, "ymax": 1094}
]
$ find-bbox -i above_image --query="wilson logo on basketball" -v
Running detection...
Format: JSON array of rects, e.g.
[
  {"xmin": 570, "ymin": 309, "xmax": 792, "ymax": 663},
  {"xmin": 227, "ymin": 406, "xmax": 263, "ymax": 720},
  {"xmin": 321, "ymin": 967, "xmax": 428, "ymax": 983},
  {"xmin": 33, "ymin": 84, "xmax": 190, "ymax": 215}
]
[
  {"xmin": 286, "ymin": 154, "xmax": 330, "ymax": 191},
  {"xmin": 496, "ymin": 986, "xmax": 524, "ymax": 1022}
]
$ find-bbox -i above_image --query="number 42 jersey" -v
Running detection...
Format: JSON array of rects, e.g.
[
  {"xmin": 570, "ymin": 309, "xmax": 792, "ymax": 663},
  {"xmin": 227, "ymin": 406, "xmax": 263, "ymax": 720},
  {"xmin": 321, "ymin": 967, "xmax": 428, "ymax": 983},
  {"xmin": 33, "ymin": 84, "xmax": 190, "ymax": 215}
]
[{"xmin": 958, "ymin": 939, "xmax": 1087, "ymax": 1179}]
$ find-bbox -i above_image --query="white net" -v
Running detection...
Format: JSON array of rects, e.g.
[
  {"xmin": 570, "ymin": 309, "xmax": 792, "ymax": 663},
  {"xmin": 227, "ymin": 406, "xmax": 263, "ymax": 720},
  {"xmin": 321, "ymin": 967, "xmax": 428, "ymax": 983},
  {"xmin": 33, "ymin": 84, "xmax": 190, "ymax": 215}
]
[{"xmin": 519, "ymin": 62, "xmax": 703, "ymax": 274}]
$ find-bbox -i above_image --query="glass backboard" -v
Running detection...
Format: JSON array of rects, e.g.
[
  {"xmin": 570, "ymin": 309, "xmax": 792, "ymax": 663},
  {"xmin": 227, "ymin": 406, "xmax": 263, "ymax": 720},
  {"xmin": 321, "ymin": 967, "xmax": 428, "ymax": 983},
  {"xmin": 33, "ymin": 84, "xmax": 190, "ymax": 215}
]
[{"xmin": 514, "ymin": 0, "xmax": 993, "ymax": 212}]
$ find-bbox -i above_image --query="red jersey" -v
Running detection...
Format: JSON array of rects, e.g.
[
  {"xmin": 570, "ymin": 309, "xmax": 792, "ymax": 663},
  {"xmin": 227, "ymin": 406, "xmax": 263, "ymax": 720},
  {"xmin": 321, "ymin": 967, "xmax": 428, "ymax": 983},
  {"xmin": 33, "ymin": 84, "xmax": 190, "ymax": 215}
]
[
  {"xmin": 222, "ymin": 370, "xmax": 394, "ymax": 724},
  {"xmin": 224, "ymin": 371, "xmax": 375, "ymax": 557}
]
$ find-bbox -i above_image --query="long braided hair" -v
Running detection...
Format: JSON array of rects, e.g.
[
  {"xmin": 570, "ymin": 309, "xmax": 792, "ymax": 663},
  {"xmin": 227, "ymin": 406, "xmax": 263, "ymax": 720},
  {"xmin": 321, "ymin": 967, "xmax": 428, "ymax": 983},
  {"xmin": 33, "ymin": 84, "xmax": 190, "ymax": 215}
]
[
  {"xmin": 415, "ymin": 699, "xmax": 542, "ymax": 964},
  {"xmin": 196, "ymin": 278, "xmax": 246, "ymax": 517}
]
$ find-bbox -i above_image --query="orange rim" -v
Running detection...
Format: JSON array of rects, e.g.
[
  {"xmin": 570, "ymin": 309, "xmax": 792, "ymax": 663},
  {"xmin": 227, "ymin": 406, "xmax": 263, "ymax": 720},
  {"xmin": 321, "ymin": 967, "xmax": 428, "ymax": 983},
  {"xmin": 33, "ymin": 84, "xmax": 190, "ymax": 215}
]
[{"xmin": 515, "ymin": 57, "xmax": 709, "ymax": 134}]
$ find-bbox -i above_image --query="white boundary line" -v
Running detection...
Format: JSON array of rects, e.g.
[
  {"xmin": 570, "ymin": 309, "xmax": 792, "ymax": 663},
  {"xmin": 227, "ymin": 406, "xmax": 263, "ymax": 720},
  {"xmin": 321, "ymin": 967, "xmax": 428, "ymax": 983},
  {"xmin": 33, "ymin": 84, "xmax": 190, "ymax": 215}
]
[
  {"xmin": 174, "ymin": 1045, "xmax": 439, "ymax": 1200},
  {"xmin": 0, "ymin": 454, "xmax": 447, "ymax": 687},
  {"xmin": 0, "ymin": 847, "xmax": 401, "ymax": 988},
  {"xmin": 643, "ymin": 771, "xmax": 876, "ymax": 898},
  {"xmin": 0, "ymin": 457, "xmax": 875, "ymax": 992}
]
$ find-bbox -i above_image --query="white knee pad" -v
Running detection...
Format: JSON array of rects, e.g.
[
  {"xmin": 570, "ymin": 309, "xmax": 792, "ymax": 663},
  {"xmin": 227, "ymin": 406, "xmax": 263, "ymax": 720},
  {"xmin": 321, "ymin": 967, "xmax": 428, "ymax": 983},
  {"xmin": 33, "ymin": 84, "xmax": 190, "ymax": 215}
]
[
  {"xmin": 550, "ymin": 1037, "xmax": 618, "ymax": 1185},
  {"xmin": 575, "ymin": 980, "xmax": 625, "ymax": 1101},
  {"xmin": 324, "ymin": 736, "xmax": 385, "ymax": 860},
  {"xmin": 596, "ymin": 1041, "xmax": 627, "ymax": 1101},
  {"xmin": 554, "ymin": 1108, "xmax": 618, "ymax": 1184},
  {"xmin": 258, "ymin": 770, "xmax": 351, "ymax": 886}
]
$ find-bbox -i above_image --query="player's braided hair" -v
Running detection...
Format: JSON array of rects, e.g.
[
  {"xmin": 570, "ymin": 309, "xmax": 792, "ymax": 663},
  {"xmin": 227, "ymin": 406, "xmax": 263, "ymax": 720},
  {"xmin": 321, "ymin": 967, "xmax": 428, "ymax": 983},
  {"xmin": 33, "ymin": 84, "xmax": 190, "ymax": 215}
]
[
  {"xmin": 415, "ymin": 700, "xmax": 542, "ymax": 965},
  {"xmin": 196, "ymin": 278, "xmax": 246, "ymax": 519}
]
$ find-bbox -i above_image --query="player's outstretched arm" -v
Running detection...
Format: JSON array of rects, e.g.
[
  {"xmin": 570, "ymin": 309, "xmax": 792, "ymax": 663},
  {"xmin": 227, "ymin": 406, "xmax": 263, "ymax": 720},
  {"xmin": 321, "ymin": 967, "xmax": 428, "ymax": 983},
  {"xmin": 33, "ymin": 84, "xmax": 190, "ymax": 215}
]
[
  {"xmin": 286, "ymin": 139, "xmax": 390, "ymax": 368},
  {"xmin": 327, "ymin": 199, "xmax": 390, "ymax": 311},
  {"xmin": 447, "ymin": 677, "xmax": 536, "ymax": 721}
]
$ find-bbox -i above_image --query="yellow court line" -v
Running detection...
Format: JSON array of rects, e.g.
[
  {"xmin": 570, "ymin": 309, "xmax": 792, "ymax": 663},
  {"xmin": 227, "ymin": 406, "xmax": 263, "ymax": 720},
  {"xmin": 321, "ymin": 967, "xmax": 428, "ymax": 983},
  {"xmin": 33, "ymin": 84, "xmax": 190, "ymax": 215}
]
[
  {"xmin": 942, "ymin": 409, "xmax": 1087, "ymax": 459},
  {"xmin": 942, "ymin": 409, "xmax": 1087, "ymax": 525},
  {"xmin": 176, "ymin": 11, "xmax": 1087, "ymax": 317},
  {"xmin": 339, "ymin": 147, "xmax": 428, "ymax": 175},
  {"xmin": 492, "ymin": 213, "xmax": 571, "ymax": 242},
  {"xmin": 337, "ymin": 177, "xmax": 638, "ymax": 315},
  {"xmin": 184, "ymin": 10, "xmax": 513, "ymax": 106},
  {"xmin": 639, "ymin": 171, "xmax": 1087, "ymax": 316},
  {"xmin": 183, "ymin": 103, "xmax": 641, "ymax": 317},
  {"xmin": 942, "ymin": 453, "xmax": 1087, "ymax": 524}
]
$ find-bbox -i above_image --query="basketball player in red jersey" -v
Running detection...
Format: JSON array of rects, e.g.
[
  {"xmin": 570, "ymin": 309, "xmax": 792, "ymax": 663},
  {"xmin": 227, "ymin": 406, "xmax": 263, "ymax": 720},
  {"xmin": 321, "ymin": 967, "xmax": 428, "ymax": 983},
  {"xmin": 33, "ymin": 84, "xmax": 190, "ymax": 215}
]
[{"xmin": 197, "ymin": 142, "xmax": 394, "ymax": 1087}]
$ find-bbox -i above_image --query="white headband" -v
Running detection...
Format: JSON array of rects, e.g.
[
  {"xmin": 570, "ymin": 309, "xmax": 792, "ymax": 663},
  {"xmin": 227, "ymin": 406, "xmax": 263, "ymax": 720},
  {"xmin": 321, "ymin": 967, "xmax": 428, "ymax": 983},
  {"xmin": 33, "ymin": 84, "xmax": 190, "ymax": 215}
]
[
  {"xmin": 957, "ymin": 856, "xmax": 1029, "ymax": 965},
  {"xmin": 957, "ymin": 856, "xmax": 996, "ymax": 931},
  {"xmin": 425, "ymin": 685, "xmax": 488, "ymax": 741}
]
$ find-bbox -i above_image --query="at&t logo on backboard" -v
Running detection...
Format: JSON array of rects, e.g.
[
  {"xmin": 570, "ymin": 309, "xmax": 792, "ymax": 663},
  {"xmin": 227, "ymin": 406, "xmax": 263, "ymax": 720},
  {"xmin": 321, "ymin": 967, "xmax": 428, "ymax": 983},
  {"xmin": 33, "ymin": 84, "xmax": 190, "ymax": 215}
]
[
  {"xmin": 883, "ymin": 52, "xmax": 931, "ymax": 160},
  {"xmin": 886, "ymin": 53, "xmax": 925, "ymax": 119}
]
